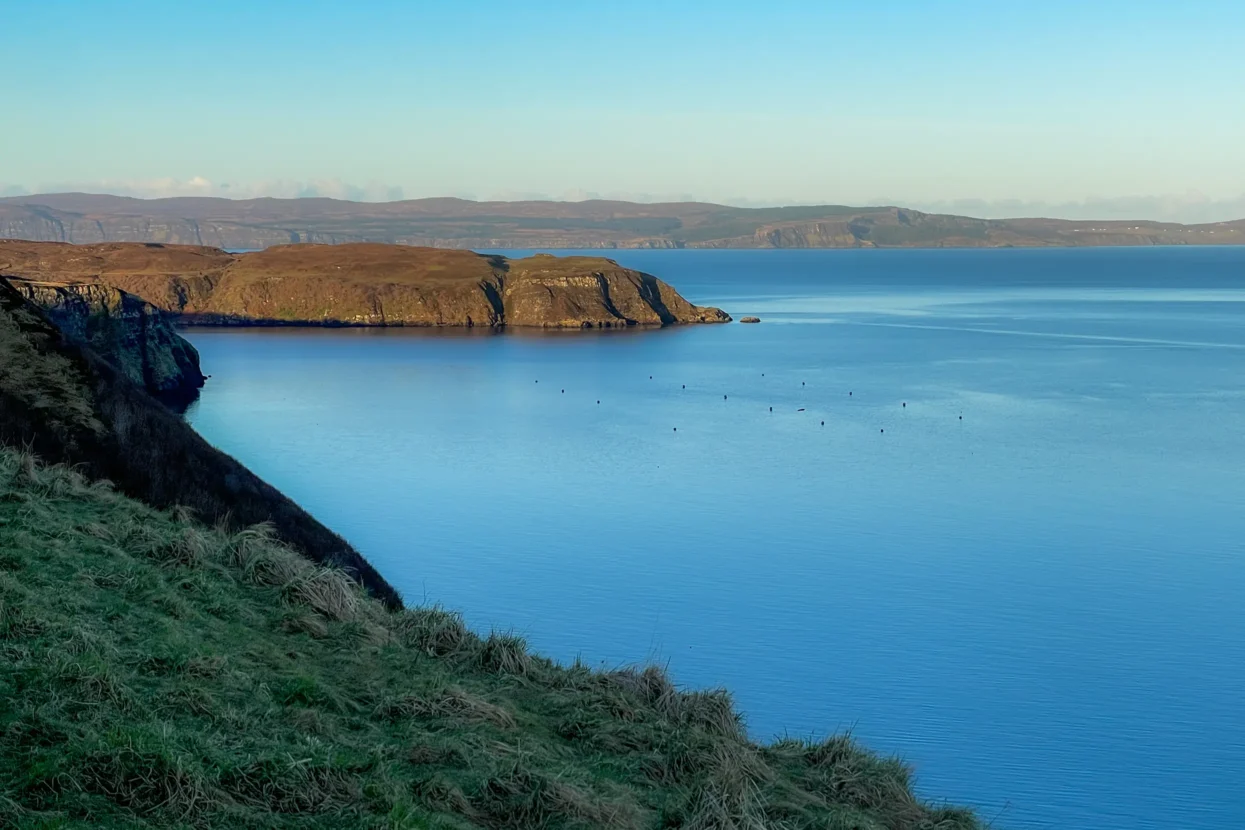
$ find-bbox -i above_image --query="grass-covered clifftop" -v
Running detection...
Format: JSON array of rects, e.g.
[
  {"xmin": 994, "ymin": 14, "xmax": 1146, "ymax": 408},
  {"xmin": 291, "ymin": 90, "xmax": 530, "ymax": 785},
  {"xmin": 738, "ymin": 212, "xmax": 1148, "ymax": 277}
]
[
  {"xmin": 0, "ymin": 241, "xmax": 731, "ymax": 329},
  {"xmin": 0, "ymin": 447, "xmax": 980, "ymax": 829}
]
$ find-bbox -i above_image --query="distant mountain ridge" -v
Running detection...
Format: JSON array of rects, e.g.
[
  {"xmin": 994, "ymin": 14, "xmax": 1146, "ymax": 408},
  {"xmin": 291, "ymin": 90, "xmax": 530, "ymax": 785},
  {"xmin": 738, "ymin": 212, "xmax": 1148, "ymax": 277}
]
[{"xmin": 2, "ymin": 192, "xmax": 1244, "ymax": 250}]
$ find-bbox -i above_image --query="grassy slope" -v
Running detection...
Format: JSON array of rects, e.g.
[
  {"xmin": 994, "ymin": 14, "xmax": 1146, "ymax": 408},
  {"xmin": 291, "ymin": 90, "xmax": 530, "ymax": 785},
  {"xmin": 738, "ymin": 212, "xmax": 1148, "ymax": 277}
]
[
  {"xmin": 0, "ymin": 448, "xmax": 980, "ymax": 830},
  {"xmin": 0, "ymin": 279, "xmax": 402, "ymax": 607}
]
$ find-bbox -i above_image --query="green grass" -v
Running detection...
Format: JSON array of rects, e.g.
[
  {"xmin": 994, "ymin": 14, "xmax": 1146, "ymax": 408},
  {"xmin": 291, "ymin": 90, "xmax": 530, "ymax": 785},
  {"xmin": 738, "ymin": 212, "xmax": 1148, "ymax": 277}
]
[{"xmin": 0, "ymin": 447, "xmax": 981, "ymax": 829}]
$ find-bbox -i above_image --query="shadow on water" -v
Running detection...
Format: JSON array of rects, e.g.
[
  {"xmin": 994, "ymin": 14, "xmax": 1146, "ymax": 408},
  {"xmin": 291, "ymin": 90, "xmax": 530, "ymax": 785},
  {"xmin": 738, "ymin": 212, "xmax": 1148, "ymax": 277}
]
[{"xmin": 179, "ymin": 323, "xmax": 689, "ymax": 343}]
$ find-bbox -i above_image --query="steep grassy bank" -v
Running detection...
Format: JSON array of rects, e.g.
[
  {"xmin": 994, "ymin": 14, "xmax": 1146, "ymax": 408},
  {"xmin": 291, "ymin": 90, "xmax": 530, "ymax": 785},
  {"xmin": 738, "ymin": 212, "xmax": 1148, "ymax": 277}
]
[
  {"xmin": 0, "ymin": 278, "xmax": 400, "ymax": 607},
  {"xmin": 0, "ymin": 447, "xmax": 980, "ymax": 830}
]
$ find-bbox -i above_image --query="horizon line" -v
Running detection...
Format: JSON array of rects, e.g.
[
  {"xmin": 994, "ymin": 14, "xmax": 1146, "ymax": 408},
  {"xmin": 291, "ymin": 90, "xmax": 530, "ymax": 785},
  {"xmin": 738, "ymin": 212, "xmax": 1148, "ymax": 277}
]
[{"xmin": 4, "ymin": 190, "xmax": 1244, "ymax": 227}]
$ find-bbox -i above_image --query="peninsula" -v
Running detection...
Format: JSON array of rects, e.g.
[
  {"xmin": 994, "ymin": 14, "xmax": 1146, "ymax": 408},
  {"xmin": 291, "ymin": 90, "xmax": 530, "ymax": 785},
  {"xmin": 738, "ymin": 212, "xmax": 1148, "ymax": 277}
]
[
  {"xmin": 3, "ymin": 192, "xmax": 1243, "ymax": 249},
  {"xmin": 0, "ymin": 240, "xmax": 731, "ymax": 328}
]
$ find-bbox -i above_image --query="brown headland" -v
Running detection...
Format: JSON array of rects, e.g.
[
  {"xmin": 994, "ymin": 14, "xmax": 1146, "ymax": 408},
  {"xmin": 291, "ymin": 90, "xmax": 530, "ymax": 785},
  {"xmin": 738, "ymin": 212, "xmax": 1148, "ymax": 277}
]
[{"xmin": 0, "ymin": 240, "xmax": 731, "ymax": 329}]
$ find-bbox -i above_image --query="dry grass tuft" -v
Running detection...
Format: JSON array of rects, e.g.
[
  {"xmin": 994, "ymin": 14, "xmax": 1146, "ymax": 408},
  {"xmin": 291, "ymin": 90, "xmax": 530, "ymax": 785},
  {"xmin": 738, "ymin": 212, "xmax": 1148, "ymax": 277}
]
[
  {"xmin": 285, "ymin": 567, "xmax": 360, "ymax": 622},
  {"xmin": 377, "ymin": 686, "xmax": 516, "ymax": 729},
  {"xmin": 477, "ymin": 631, "xmax": 532, "ymax": 677},
  {"xmin": 397, "ymin": 606, "xmax": 474, "ymax": 657},
  {"xmin": 471, "ymin": 763, "xmax": 645, "ymax": 830}
]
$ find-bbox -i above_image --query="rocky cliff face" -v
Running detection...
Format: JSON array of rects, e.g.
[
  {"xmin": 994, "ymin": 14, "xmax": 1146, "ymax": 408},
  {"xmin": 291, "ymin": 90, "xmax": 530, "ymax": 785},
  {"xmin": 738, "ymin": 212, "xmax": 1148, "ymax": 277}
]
[
  {"xmin": 9, "ymin": 279, "xmax": 205, "ymax": 404},
  {"xmin": 0, "ymin": 242, "xmax": 731, "ymax": 328},
  {"xmin": 0, "ymin": 278, "xmax": 401, "ymax": 607}
]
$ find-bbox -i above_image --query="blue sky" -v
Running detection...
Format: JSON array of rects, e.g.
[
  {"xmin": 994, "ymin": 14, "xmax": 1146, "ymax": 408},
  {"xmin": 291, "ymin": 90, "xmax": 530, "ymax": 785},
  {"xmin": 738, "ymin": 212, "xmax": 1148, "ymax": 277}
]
[{"xmin": 3, "ymin": 0, "xmax": 1244, "ymax": 219}]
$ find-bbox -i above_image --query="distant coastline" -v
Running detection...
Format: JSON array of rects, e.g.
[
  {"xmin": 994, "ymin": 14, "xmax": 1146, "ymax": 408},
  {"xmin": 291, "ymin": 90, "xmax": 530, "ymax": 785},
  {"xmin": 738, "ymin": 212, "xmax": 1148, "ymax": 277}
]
[{"xmin": 2, "ymin": 192, "xmax": 1243, "ymax": 251}]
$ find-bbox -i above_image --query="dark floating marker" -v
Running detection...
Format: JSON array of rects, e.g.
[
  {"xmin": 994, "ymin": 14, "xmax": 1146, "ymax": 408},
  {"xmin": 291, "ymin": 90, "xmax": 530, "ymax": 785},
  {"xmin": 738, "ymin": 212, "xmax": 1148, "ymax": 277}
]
[
  {"xmin": 797, "ymin": 408, "xmax": 805, "ymax": 412},
  {"xmin": 959, "ymin": 415, "xmax": 963, "ymax": 420},
  {"xmin": 881, "ymin": 428, "xmax": 884, "ymax": 433},
  {"xmin": 673, "ymin": 427, "xmax": 677, "ymax": 432},
  {"xmin": 561, "ymin": 389, "xmax": 565, "ymax": 393},
  {"xmin": 821, "ymin": 420, "xmax": 825, "ymax": 426},
  {"xmin": 597, "ymin": 400, "xmax": 600, "ymax": 404},
  {"xmin": 802, "ymin": 381, "xmax": 805, "ymax": 386},
  {"xmin": 902, "ymin": 402, "xmax": 906, "ymax": 408},
  {"xmin": 649, "ymin": 375, "xmax": 653, "ymax": 380},
  {"xmin": 769, "ymin": 406, "xmax": 773, "ymax": 412},
  {"xmin": 849, "ymin": 391, "xmax": 853, "ymax": 396}
]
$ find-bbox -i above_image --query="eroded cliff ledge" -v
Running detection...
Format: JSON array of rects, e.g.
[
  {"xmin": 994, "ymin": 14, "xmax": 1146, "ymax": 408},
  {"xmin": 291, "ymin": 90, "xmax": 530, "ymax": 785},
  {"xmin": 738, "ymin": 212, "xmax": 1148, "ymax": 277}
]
[
  {"xmin": 7, "ymin": 278, "xmax": 205, "ymax": 404},
  {"xmin": 0, "ymin": 241, "xmax": 731, "ymax": 328}
]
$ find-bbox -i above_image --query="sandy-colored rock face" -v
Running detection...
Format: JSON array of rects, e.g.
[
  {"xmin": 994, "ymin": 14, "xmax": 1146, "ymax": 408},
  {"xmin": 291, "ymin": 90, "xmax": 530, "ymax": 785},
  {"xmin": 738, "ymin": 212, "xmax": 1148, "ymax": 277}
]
[
  {"xmin": 8, "ymin": 279, "xmax": 206, "ymax": 403},
  {"xmin": 0, "ymin": 242, "xmax": 730, "ymax": 328}
]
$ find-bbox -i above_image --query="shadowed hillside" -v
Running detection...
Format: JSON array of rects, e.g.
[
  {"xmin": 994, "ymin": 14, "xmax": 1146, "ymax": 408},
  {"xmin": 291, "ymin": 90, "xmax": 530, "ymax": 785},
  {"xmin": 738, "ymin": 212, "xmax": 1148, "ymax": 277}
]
[
  {"xmin": 0, "ymin": 279, "xmax": 400, "ymax": 606},
  {"xmin": 3, "ymin": 192, "xmax": 1244, "ymax": 249}
]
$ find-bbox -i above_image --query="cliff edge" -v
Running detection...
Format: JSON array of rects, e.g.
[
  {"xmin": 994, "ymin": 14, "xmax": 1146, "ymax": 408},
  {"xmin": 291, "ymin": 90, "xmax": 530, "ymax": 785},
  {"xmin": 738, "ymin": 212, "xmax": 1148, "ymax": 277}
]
[
  {"xmin": 8, "ymin": 278, "xmax": 206, "ymax": 404},
  {"xmin": 0, "ymin": 278, "xmax": 400, "ymax": 607},
  {"xmin": 0, "ymin": 241, "xmax": 731, "ymax": 328}
]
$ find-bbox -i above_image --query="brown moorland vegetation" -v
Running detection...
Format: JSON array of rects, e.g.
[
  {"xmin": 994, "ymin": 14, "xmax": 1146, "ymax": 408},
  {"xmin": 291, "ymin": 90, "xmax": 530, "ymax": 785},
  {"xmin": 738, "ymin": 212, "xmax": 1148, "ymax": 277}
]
[{"xmin": 0, "ymin": 241, "xmax": 731, "ymax": 328}]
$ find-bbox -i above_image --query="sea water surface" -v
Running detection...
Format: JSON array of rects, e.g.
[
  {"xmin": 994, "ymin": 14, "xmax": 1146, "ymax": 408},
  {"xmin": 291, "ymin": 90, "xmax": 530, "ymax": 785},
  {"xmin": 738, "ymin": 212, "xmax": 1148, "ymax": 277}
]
[{"xmin": 184, "ymin": 248, "xmax": 1245, "ymax": 830}]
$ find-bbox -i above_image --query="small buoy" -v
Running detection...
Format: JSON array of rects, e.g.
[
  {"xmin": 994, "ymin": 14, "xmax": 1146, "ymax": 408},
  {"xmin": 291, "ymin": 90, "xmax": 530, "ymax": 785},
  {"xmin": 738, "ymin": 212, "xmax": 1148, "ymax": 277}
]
[
  {"xmin": 849, "ymin": 391, "xmax": 853, "ymax": 396},
  {"xmin": 880, "ymin": 428, "xmax": 884, "ymax": 433},
  {"xmin": 673, "ymin": 427, "xmax": 677, "ymax": 432},
  {"xmin": 902, "ymin": 402, "xmax": 906, "ymax": 408},
  {"xmin": 769, "ymin": 406, "xmax": 772, "ymax": 412},
  {"xmin": 959, "ymin": 415, "xmax": 963, "ymax": 420},
  {"xmin": 802, "ymin": 381, "xmax": 805, "ymax": 386},
  {"xmin": 561, "ymin": 389, "xmax": 565, "ymax": 393},
  {"xmin": 597, "ymin": 400, "xmax": 600, "ymax": 404},
  {"xmin": 820, "ymin": 420, "xmax": 824, "ymax": 426},
  {"xmin": 649, "ymin": 375, "xmax": 653, "ymax": 379},
  {"xmin": 682, "ymin": 384, "xmax": 685, "ymax": 389}
]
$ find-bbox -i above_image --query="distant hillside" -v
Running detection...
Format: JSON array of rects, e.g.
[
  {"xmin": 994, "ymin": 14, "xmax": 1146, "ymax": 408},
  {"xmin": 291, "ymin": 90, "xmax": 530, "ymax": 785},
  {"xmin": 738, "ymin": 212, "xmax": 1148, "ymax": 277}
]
[{"xmin": 3, "ymin": 193, "xmax": 1243, "ymax": 249}]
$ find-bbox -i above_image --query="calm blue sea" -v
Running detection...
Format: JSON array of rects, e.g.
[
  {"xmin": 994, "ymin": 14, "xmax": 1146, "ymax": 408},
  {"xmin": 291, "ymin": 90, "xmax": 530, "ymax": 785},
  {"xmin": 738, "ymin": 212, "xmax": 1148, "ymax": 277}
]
[{"xmin": 184, "ymin": 247, "xmax": 1245, "ymax": 830}]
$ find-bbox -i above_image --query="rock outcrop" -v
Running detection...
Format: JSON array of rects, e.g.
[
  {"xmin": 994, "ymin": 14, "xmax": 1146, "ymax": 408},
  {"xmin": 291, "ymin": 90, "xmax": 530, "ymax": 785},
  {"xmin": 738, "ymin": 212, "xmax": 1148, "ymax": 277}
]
[
  {"xmin": 0, "ymin": 278, "xmax": 401, "ymax": 607},
  {"xmin": 8, "ymin": 279, "xmax": 205, "ymax": 404},
  {"xmin": 0, "ymin": 241, "xmax": 731, "ymax": 328}
]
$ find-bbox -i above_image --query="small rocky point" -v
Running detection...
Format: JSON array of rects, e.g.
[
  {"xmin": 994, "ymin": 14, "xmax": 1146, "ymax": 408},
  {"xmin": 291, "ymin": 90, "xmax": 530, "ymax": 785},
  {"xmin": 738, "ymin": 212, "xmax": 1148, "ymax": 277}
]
[{"xmin": 740, "ymin": 316, "xmax": 761, "ymax": 323}]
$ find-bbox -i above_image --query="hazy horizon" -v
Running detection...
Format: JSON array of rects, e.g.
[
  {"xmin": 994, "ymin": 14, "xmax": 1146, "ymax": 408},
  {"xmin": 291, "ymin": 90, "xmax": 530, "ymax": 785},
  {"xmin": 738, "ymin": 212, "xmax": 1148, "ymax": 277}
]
[
  {"xmin": 4, "ymin": 1, "xmax": 1243, "ymax": 224},
  {"xmin": 4, "ymin": 187, "xmax": 1245, "ymax": 226}
]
